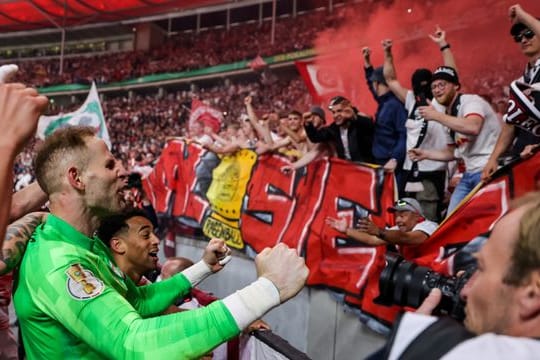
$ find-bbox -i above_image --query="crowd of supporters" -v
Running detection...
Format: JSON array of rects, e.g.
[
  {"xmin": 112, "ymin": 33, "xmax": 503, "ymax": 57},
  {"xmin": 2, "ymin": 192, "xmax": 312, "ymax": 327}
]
[
  {"xmin": 12, "ymin": 10, "xmax": 337, "ymax": 88},
  {"xmin": 9, "ymin": 2, "xmax": 538, "ymax": 224},
  {"xmin": 12, "ymin": 74, "xmax": 311, "ymax": 190},
  {"xmin": 3, "ymin": 1, "xmax": 540, "ymax": 358}
]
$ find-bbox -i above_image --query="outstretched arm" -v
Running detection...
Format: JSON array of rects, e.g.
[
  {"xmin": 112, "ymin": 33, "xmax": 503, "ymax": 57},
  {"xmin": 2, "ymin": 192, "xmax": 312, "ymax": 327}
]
[
  {"xmin": 0, "ymin": 73, "xmax": 48, "ymax": 246},
  {"xmin": 244, "ymin": 96, "xmax": 273, "ymax": 144},
  {"xmin": 325, "ymin": 217, "xmax": 386, "ymax": 246},
  {"xmin": 429, "ymin": 25, "xmax": 457, "ymax": 71},
  {"xmin": 482, "ymin": 123, "xmax": 515, "ymax": 180},
  {"xmin": 281, "ymin": 144, "xmax": 325, "ymax": 173},
  {"xmin": 382, "ymin": 39, "xmax": 408, "ymax": 103},
  {"xmin": 10, "ymin": 181, "xmax": 48, "ymax": 221},
  {"xmin": 510, "ymin": 5, "xmax": 540, "ymax": 41},
  {"xmin": 409, "ymin": 146, "xmax": 455, "ymax": 162},
  {"xmin": 357, "ymin": 218, "xmax": 429, "ymax": 246},
  {"xmin": 0, "ymin": 212, "xmax": 47, "ymax": 275},
  {"xmin": 362, "ymin": 47, "xmax": 379, "ymax": 101}
]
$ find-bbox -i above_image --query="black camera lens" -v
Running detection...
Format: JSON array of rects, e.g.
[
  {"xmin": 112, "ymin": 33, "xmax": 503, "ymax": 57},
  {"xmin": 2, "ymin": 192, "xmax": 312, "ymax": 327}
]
[{"xmin": 375, "ymin": 253, "xmax": 473, "ymax": 321}]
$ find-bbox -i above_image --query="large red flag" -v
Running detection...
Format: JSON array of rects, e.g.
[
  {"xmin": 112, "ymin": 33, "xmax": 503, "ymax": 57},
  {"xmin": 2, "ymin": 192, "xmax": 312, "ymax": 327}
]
[
  {"xmin": 413, "ymin": 151, "xmax": 540, "ymax": 275},
  {"xmin": 295, "ymin": 54, "xmax": 377, "ymax": 116}
]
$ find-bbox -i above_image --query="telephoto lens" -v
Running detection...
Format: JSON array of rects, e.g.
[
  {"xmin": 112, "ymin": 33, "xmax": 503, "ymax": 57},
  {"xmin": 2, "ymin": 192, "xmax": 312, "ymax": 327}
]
[{"xmin": 375, "ymin": 253, "xmax": 475, "ymax": 321}]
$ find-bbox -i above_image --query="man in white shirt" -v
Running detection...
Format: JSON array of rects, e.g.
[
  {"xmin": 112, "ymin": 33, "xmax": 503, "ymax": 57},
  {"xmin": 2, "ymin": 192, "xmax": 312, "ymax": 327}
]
[
  {"xmin": 409, "ymin": 66, "xmax": 501, "ymax": 215},
  {"xmin": 382, "ymin": 27, "xmax": 456, "ymax": 221}
]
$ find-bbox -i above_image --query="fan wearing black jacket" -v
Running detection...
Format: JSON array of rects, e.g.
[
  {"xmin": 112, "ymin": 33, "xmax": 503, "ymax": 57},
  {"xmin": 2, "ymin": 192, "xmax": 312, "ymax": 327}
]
[{"xmin": 304, "ymin": 96, "xmax": 374, "ymax": 163}]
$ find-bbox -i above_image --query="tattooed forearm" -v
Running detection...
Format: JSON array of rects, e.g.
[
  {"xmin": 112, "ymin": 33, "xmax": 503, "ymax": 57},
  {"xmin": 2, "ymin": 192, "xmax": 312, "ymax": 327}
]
[{"xmin": 0, "ymin": 212, "xmax": 46, "ymax": 275}]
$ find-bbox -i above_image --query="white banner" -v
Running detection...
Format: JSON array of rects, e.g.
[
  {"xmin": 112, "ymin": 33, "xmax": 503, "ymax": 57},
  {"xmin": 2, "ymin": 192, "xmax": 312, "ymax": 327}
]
[{"xmin": 36, "ymin": 82, "xmax": 111, "ymax": 148}]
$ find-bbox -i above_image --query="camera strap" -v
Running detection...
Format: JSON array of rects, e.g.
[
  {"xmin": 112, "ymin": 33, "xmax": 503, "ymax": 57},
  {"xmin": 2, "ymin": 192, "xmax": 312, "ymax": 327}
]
[
  {"xmin": 448, "ymin": 93, "xmax": 463, "ymax": 143},
  {"xmin": 406, "ymin": 96, "xmax": 430, "ymax": 186},
  {"xmin": 394, "ymin": 316, "xmax": 474, "ymax": 360}
]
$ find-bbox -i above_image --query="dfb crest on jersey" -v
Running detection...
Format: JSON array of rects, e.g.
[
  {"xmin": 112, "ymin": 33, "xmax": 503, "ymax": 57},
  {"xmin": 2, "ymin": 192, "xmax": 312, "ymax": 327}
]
[{"xmin": 66, "ymin": 264, "xmax": 104, "ymax": 300}]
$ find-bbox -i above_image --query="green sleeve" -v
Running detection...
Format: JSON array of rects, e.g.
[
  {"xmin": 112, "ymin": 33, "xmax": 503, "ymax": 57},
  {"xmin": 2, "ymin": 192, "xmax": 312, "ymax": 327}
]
[
  {"xmin": 35, "ymin": 263, "xmax": 240, "ymax": 359},
  {"xmin": 126, "ymin": 273, "xmax": 191, "ymax": 317}
]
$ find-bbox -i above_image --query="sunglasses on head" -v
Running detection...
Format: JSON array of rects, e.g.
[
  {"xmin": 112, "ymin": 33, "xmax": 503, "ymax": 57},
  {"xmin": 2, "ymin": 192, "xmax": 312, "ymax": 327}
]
[
  {"xmin": 328, "ymin": 96, "xmax": 349, "ymax": 110},
  {"xmin": 514, "ymin": 29, "xmax": 535, "ymax": 43},
  {"xmin": 395, "ymin": 199, "xmax": 412, "ymax": 207}
]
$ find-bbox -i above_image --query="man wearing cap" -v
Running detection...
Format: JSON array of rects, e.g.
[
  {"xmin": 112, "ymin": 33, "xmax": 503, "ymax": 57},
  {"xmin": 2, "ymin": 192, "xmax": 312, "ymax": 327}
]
[
  {"xmin": 482, "ymin": 4, "xmax": 540, "ymax": 180},
  {"xmin": 308, "ymin": 106, "xmax": 326, "ymax": 127},
  {"xmin": 304, "ymin": 96, "xmax": 374, "ymax": 163},
  {"xmin": 363, "ymin": 48, "xmax": 408, "ymax": 193},
  {"xmin": 381, "ymin": 27, "xmax": 456, "ymax": 222},
  {"xmin": 325, "ymin": 197, "xmax": 438, "ymax": 258},
  {"xmin": 409, "ymin": 66, "xmax": 501, "ymax": 215}
]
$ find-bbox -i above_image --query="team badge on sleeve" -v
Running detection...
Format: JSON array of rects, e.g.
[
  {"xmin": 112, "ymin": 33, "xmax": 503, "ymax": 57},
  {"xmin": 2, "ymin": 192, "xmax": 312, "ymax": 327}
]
[{"xmin": 66, "ymin": 264, "xmax": 104, "ymax": 300}]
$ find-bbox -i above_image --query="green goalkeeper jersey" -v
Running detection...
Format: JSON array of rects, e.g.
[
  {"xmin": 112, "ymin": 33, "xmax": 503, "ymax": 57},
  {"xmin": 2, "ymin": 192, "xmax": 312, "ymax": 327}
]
[{"xmin": 13, "ymin": 215, "xmax": 240, "ymax": 360}]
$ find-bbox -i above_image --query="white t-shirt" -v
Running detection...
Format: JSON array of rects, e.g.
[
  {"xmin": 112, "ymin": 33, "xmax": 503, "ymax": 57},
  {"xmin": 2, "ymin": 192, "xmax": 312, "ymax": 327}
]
[
  {"xmin": 389, "ymin": 219, "xmax": 438, "ymax": 236},
  {"xmin": 404, "ymin": 91, "xmax": 448, "ymax": 171},
  {"xmin": 389, "ymin": 312, "xmax": 540, "ymax": 360},
  {"xmin": 340, "ymin": 127, "xmax": 351, "ymax": 160},
  {"xmin": 194, "ymin": 134, "xmax": 213, "ymax": 147},
  {"xmin": 516, "ymin": 57, "xmax": 540, "ymax": 84},
  {"xmin": 442, "ymin": 334, "xmax": 540, "ymax": 359},
  {"xmin": 445, "ymin": 94, "xmax": 501, "ymax": 173}
]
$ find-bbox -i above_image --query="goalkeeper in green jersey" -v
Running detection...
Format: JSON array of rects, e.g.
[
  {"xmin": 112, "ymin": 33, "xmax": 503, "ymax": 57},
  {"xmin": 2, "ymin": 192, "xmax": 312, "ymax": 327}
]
[{"xmin": 13, "ymin": 126, "xmax": 308, "ymax": 360}]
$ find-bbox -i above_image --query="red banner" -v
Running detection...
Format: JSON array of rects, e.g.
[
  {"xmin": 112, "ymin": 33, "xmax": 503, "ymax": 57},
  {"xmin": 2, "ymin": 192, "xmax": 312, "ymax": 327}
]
[
  {"xmin": 145, "ymin": 140, "xmax": 398, "ymax": 322},
  {"xmin": 145, "ymin": 140, "xmax": 540, "ymax": 326},
  {"xmin": 427, "ymin": 152, "xmax": 540, "ymax": 274}
]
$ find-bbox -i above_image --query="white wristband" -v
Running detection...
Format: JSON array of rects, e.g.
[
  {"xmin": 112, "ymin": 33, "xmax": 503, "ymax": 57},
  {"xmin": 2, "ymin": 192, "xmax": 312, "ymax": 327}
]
[
  {"xmin": 181, "ymin": 260, "xmax": 213, "ymax": 287},
  {"xmin": 222, "ymin": 277, "xmax": 280, "ymax": 330}
]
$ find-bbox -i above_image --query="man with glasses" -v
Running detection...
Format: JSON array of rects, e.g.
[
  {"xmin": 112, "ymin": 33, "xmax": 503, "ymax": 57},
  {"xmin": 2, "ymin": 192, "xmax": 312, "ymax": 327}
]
[
  {"xmin": 381, "ymin": 27, "xmax": 456, "ymax": 222},
  {"xmin": 325, "ymin": 197, "xmax": 438, "ymax": 259},
  {"xmin": 409, "ymin": 66, "xmax": 501, "ymax": 215},
  {"xmin": 304, "ymin": 95, "xmax": 374, "ymax": 163},
  {"xmin": 482, "ymin": 4, "xmax": 540, "ymax": 181}
]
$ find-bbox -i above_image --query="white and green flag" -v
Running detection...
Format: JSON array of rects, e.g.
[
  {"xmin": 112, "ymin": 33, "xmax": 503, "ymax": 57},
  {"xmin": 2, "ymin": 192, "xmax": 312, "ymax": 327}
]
[{"xmin": 37, "ymin": 82, "xmax": 111, "ymax": 148}]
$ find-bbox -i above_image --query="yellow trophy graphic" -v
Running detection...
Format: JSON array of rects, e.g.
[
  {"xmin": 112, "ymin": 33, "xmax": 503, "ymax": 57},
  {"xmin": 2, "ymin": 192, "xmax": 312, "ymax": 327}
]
[
  {"xmin": 67, "ymin": 264, "xmax": 96, "ymax": 295},
  {"xmin": 203, "ymin": 149, "xmax": 257, "ymax": 249}
]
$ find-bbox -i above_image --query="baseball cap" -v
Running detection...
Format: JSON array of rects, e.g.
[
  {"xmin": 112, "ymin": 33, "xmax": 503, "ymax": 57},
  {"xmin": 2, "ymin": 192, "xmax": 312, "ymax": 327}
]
[
  {"xmin": 369, "ymin": 66, "xmax": 387, "ymax": 85},
  {"xmin": 388, "ymin": 198, "xmax": 424, "ymax": 216},
  {"xmin": 310, "ymin": 106, "xmax": 326, "ymax": 123},
  {"xmin": 431, "ymin": 66, "xmax": 460, "ymax": 86}
]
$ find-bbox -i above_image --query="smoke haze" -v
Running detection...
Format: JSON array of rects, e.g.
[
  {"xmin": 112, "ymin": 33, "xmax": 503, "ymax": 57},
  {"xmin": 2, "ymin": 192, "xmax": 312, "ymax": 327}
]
[{"xmin": 311, "ymin": 0, "xmax": 540, "ymax": 114}]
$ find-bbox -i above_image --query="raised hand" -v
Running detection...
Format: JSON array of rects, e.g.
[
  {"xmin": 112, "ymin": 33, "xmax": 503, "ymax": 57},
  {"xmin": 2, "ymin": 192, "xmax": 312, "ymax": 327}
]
[
  {"xmin": 325, "ymin": 216, "xmax": 347, "ymax": 233},
  {"xmin": 255, "ymin": 243, "xmax": 308, "ymax": 303},
  {"xmin": 201, "ymin": 238, "xmax": 232, "ymax": 272},
  {"xmin": 429, "ymin": 25, "xmax": 447, "ymax": 46}
]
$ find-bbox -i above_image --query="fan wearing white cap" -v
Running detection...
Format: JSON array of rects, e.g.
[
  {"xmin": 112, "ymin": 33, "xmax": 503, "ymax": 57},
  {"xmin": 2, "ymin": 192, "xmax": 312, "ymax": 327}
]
[{"xmin": 325, "ymin": 198, "xmax": 438, "ymax": 255}]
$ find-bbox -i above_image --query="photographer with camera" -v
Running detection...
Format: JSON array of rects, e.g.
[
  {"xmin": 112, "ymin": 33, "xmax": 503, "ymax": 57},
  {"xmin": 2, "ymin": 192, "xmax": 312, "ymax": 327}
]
[
  {"xmin": 368, "ymin": 193, "xmax": 540, "ymax": 359},
  {"xmin": 326, "ymin": 198, "xmax": 437, "ymax": 255}
]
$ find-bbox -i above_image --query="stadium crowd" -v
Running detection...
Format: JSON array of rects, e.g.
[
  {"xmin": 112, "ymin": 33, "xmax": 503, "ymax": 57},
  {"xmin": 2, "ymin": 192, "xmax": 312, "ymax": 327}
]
[
  {"xmin": 2, "ymin": 1, "xmax": 540, "ymax": 358},
  {"xmin": 12, "ymin": 10, "xmax": 337, "ymax": 88}
]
